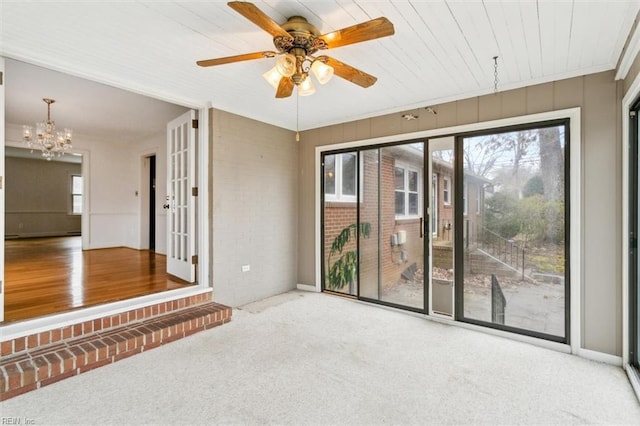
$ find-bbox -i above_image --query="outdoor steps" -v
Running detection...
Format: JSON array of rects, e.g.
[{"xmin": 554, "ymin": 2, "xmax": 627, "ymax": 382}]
[
  {"xmin": 466, "ymin": 249, "xmax": 522, "ymax": 278},
  {"xmin": 0, "ymin": 294, "xmax": 232, "ymax": 401}
]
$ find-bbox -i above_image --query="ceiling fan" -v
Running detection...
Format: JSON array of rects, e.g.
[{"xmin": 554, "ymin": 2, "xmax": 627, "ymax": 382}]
[{"xmin": 197, "ymin": 1, "xmax": 395, "ymax": 98}]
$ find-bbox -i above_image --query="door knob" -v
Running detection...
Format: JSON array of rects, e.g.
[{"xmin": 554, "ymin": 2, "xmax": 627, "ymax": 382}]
[{"xmin": 163, "ymin": 203, "xmax": 170, "ymax": 209}]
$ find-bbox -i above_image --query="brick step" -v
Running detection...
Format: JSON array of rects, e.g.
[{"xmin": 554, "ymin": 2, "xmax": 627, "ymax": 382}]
[
  {"xmin": 1, "ymin": 292, "xmax": 213, "ymax": 359},
  {"xmin": 0, "ymin": 301, "xmax": 232, "ymax": 401}
]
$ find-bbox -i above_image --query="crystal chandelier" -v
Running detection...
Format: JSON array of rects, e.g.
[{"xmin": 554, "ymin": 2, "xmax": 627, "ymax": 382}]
[{"xmin": 23, "ymin": 98, "xmax": 73, "ymax": 161}]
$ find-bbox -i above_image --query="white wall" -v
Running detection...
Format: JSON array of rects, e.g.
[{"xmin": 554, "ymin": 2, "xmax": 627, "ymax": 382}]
[{"xmin": 210, "ymin": 109, "xmax": 298, "ymax": 307}]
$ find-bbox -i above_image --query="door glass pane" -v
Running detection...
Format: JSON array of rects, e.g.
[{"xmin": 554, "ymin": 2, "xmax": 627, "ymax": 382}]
[
  {"xmin": 379, "ymin": 144, "xmax": 424, "ymax": 309},
  {"xmin": 430, "ymin": 137, "xmax": 455, "ymax": 316},
  {"xmin": 462, "ymin": 125, "xmax": 567, "ymax": 338},
  {"xmin": 323, "ymin": 152, "xmax": 358, "ymax": 295},
  {"xmin": 359, "ymin": 149, "xmax": 380, "ymax": 300}
]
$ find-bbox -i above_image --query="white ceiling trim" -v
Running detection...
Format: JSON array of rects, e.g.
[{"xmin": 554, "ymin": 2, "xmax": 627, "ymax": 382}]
[
  {"xmin": 2, "ymin": 49, "xmax": 205, "ymax": 111},
  {"xmin": 615, "ymin": 18, "xmax": 640, "ymax": 80}
]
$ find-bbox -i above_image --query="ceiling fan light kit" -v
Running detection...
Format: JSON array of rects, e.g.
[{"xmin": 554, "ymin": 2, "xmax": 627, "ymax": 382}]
[{"xmin": 197, "ymin": 1, "xmax": 395, "ymax": 98}]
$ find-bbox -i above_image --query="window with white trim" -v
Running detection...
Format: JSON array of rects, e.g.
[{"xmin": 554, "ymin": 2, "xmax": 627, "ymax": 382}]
[
  {"xmin": 443, "ymin": 176, "xmax": 451, "ymax": 205},
  {"xmin": 395, "ymin": 164, "xmax": 421, "ymax": 218},
  {"xmin": 324, "ymin": 153, "xmax": 357, "ymax": 202}
]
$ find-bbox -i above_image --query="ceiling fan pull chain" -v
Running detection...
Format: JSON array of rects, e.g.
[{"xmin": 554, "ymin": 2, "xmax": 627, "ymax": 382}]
[{"xmin": 296, "ymin": 93, "xmax": 300, "ymax": 142}]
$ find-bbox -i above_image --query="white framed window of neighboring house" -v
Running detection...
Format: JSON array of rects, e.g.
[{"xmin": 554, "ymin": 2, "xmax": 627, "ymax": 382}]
[
  {"xmin": 395, "ymin": 163, "xmax": 421, "ymax": 218},
  {"xmin": 443, "ymin": 176, "xmax": 451, "ymax": 205},
  {"xmin": 70, "ymin": 174, "xmax": 83, "ymax": 215},
  {"xmin": 324, "ymin": 152, "xmax": 357, "ymax": 202},
  {"xmin": 463, "ymin": 181, "xmax": 468, "ymax": 216}
]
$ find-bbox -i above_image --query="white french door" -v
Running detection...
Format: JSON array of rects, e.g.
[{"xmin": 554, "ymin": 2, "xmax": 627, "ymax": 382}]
[
  {"xmin": 0, "ymin": 57, "xmax": 5, "ymax": 321},
  {"xmin": 166, "ymin": 110, "xmax": 196, "ymax": 283}
]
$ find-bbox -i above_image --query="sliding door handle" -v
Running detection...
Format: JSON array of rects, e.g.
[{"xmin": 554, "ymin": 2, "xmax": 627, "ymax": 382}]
[{"xmin": 420, "ymin": 217, "xmax": 424, "ymax": 238}]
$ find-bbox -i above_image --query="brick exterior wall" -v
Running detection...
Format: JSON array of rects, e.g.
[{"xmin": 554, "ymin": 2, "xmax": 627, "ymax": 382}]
[{"xmin": 324, "ymin": 150, "xmax": 485, "ymax": 294}]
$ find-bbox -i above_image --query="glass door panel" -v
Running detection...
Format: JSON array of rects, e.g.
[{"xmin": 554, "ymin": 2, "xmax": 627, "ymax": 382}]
[
  {"xmin": 321, "ymin": 142, "xmax": 428, "ymax": 312},
  {"xmin": 429, "ymin": 137, "xmax": 455, "ymax": 316},
  {"xmin": 359, "ymin": 149, "xmax": 381, "ymax": 300},
  {"xmin": 376, "ymin": 143, "xmax": 425, "ymax": 310},
  {"xmin": 460, "ymin": 123, "xmax": 568, "ymax": 339},
  {"xmin": 323, "ymin": 152, "xmax": 359, "ymax": 296}
]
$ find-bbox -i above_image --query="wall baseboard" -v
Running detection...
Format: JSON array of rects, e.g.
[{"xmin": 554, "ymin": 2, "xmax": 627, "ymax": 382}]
[
  {"xmin": 577, "ymin": 348, "xmax": 623, "ymax": 366},
  {"xmin": 296, "ymin": 284, "xmax": 318, "ymax": 292},
  {"xmin": 5, "ymin": 231, "xmax": 81, "ymax": 239}
]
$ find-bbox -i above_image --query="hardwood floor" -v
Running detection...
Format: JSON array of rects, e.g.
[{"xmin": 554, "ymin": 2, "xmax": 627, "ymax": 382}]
[{"xmin": 3, "ymin": 236, "xmax": 192, "ymax": 323}]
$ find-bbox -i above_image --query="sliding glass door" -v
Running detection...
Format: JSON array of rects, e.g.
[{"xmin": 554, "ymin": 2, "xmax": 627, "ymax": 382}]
[
  {"xmin": 359, "ymin": 143, "xmax": 425, "ymax": 310},
  {"xmin": 322, "ymin": 142, "xmax": 426, "ymax": 311},
  {"xmin": 321, "ymin": 118, "xmax": 571, "ymax": 344},
  {"xmin": 457, "ymin": 121, "xmax": 569, "ymax": 341}
]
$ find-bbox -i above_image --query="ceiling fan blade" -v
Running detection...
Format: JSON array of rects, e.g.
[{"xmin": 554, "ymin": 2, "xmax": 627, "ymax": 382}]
[
  {"xmin": 196, "ymin": 51, "xmax": 276, "ymax": 67},
  {"xmin": 321, "ymin": 56, "xmax": 377, "ymax": 88},
  {"xmin": 275, "ymin": 77, "xmax": 294, "ymax": 98},
  {"xmin": 318, "ymin": 17, "xmax": 395, "ymax": 49},
  {"xmin": 228, "ymin": 1, "xmax": 292, "ymax": 39}
]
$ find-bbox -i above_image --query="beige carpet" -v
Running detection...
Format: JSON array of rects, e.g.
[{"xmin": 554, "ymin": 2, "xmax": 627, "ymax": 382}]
[{"xmin": 1, "ymin": 290, "xmax": 639, "ymax": 425}]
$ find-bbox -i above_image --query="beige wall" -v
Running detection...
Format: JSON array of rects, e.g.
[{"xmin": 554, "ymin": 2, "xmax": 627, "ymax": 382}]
[
  {"xmin": 298, "ymin": 70, "xmax": 623, "ymax": 356},
  {"xmin": 210, "ymin": 109, "xmax": 298, "ymax": 307},
  {"xmin": 5, "ymin": 156, "xmax": 81, "ymax": 237}
]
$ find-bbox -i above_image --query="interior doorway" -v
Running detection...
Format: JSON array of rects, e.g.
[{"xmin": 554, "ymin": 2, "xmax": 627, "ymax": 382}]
[{"xmin": 149, "ymin": 154, "xmax": 157, "ymax": 251}]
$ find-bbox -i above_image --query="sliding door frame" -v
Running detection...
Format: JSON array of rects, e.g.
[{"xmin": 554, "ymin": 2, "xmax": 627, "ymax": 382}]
[
  {"xmin": 628, "ymin": 97, "xmax": 639, "ymax": 372},
  {"xmin": 453, "ymin": 119, "xmax": 571, "ymax": 344},
  {"xmin": 623, "ymin": 70, "xmax": 640, "ymax": 400},
  {"xmin": 320, "ymin": 139, "xmax": 429, "ymax": 314},
  {"xmin": 314, "ymin": 107, "xmax": 581, "ymax": 351}
]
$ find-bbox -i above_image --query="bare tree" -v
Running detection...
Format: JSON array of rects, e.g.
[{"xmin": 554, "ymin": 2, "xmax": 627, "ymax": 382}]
[
  {"xmin": 464, "ymin": 130, "xmax": 537, "ymax": 179},
  {"xmin": 538, "ymin": 126, "xmax": 564, "ymax": 202}
]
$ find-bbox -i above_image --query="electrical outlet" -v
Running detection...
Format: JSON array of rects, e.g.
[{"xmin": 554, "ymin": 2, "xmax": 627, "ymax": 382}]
[{"xmin": 241, "ymin": 264, "xmax": 250, "ymax": 272}]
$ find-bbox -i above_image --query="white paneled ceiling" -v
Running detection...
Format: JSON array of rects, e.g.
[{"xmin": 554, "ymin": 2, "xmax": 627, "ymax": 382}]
[{"xmin": 1, "ymin": 0, "xmax": 638, "ymax": 133}]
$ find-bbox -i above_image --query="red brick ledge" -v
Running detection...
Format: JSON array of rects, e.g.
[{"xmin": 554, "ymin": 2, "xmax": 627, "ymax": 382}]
[
  {"xmin": 1, "ymin": 292, "xmax": 213, "ymax": 358},
  {"xmin": 0, "ymin": 301, "xmax": 232, "ymax": 401}
]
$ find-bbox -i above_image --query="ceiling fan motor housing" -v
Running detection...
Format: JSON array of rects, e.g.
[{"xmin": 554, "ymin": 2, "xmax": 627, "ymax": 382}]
[{"xmin": 274, "ymin": 16, "xmax": 327, "ymax": 56}]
